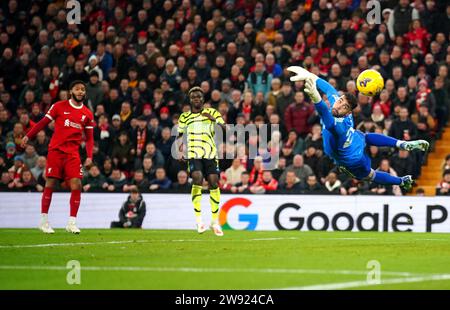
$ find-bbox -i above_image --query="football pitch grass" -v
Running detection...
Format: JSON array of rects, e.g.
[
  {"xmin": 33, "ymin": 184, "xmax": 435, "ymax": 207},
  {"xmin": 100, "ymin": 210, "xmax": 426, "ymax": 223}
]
[{"xmin": 1, "ymin": 229, "xmax": 450, "ymax": 290}]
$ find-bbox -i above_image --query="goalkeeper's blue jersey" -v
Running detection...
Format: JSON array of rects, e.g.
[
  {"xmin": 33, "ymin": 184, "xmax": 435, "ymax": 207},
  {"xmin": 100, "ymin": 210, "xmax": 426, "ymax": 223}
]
[{"xmin": 316, "ymin": 79, "xmax": 366, "ymax": 167}]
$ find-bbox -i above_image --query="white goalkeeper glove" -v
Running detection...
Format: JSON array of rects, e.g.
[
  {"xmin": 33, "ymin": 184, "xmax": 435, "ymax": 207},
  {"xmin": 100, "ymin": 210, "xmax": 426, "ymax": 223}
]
[
  {"xmin": 304, "ymin": 78, "xmax": 322, "ymax": 104},
  {"xmin": 287, "ymin": 66, "xmax": 318, "ymax": 82}
]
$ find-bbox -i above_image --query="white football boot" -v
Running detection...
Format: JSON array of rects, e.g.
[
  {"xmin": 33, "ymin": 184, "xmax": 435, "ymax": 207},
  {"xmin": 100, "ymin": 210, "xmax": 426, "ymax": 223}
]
[{"xmin": 66, "ymin": 217, "xmax": 81, "ymax": 234}]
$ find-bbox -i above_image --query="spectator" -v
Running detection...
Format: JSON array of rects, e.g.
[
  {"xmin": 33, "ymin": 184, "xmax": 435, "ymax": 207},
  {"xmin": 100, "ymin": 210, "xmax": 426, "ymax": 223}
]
[
  {"xmin": 33, "ymin": 131, "xmax": 49, "ymax": 156},
  {"xmin": 436, "ymin": 169, "xmax": 450, "ymax": 196},
  {"xmin": 112, "ymin": 132, "xmax": 133, "ymax": 171},
  {"xmin": 230, "ymin": 171, "xmax": 251, "ymax": 194},
  {"xmin": 389, "ymin": 107, "xmax": 418, "ymax": 141},
  {"xmin": 149, "ymin": 167, "xmax": 172, "ymax": 191},
  {"xmin": 131, "ymin": 116, "xmax": 151, "ymax": 159},
  {"xmin": 30, "ymin": 156, "xmax": 46, "ymax": 180},
  {"xmin": 278, "ymin": 170, "xmax": 302, "ymax": 193},
  {"xmin": 443, "ymin": 154, "xmax": 450, "ymax": 172},
  {"xmin": 303, "ymin": 145, "xmax": 322, "ymax": 178},
  {"xmin": 247, "ymin": 61, "xmax": 272, "ymax": 98},
  {"xmin": 302, "ymin": 174, "xmax": 325, "ymax": 194},
  {"xmin": 387, "ymin": 0, "xmax": 419, "ymax": 40},
  {"xmin": 411, "ymin": 103, "xmax": 435, "ymax": 141},
  {"xmin": 14, "ymin": 169, "xmax": 38, "ymax": 192},
  {"xmin": 171, "ymin": 170, "xmax": 191, "ymax": 192},
  {"xmin": 123, "ymin": 170, "xmax": 150, "ymax": 193},
  {"xmin": 19, "ymin": 144, "xmax": 38, "ymax": 169},
  {"xmin": 82, "ymin": 165, "xmax": 107, "ymax": 192},
  {"xmin": 279, "ymin": 154, "xmax": 313, "ymax": 185},
  {"xmin": 0, "ymin": 171, "xmax": 12, "ymax": 191},
  {"xmin": 415, "ymin": 188, "xmax": 426, "ymax": 196},
  {"xmin": 284, "ymin": 91, "xmax": 315, "ymax": 138},
  {"xmin": 272, "ymin": 157, "xmax": 287, "ymax": 181},
  {"xmin": 143, "ymin": 142, "xmax": 165, "ymax": 168},
  {"xmin": 340, "ymin": 178, "xmax": 370, "ymax": 196},
  {"xmin": 391, "ymin": 150, "xmax": 416, "ymax": 179},
  {"xmin": 106, "ymin": 168, "xmax": 127, "ymax": 192},
  {"xmin": 249, "ymin": 170, "xmax": 278, "ymax": 194},
  {"xmin": 433, "ymin": 76, "xmax": 449, "ymax": 133},
  {"xmin": 249, "ymin": 156, "xmax": 264, "ymax": 185},
  {"xmin": 156, "ymin": 127, "xmax": 174, "ymax": 159},
  {"xmin": 141, "ymin": 155, "xmax": 156, "ymax": 181},
  {"xmin": 264, "ymin": 53, "xmax": 282, "ymax": 78},
  {"xmin": 324, "ymin": 171, "xmax": 342, "ymax": 194},
  {"xmin": 276, "ymin": 81, "xmax": 294, "ymax": 118},
  {"xmin": 224, "ymin": 158, "xmax": 246, "ymax": 188},
  {"xmin": 85, "ymin": 55, "xmax": 103, "ymax": 81},
  {"xmin": 110, "ymin": 188, "xmax": 146, "ymax": 228}
]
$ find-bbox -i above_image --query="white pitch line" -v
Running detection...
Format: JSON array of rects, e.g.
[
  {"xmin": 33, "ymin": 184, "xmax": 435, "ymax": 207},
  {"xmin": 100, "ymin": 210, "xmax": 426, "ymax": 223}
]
[
  {"xmin": 0, "ymin": 240, "xmax": 144, "ymax": 249},
  {"xmin": 0, "ymin": 265, "xmax": 423, "ymax": 277},
  {"xmin": 319, "ymin": 238, "xmax": 377, "ymax": 240},
  {"xmin": 0, "ymin": 237, "xmax": 300, "ymax": 249},
  {"xmin": 2, "ymin": 236, "xmax": 447, "ymax": 249},
  {"xmin": 279, "ymin": 274, "xmax": 450, "ymax": 290},
  {"xmin": 248, "ymin": 237, "xmax": 298, "ymax": 241}
]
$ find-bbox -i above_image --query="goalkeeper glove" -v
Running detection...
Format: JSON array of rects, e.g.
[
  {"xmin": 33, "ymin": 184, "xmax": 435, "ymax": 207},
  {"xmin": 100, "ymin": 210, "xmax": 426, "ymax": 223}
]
[
  {"xmin": 287, "ymin": 66, "xmax": 318, "ymax": 82},
  {"xmin": 304, "ymin": 78, "xmax": 322, "ymax": 104}
]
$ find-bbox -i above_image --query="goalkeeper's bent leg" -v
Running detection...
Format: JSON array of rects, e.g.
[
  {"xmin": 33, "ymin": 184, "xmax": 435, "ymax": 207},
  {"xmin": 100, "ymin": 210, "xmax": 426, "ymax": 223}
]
[
  {"xmin": 371, "ymin": 170, "xmax": 402, "ymax": 185},
  {"xmin": 365, "ymin": 133, "xmax": 404, "ymax": 148},
  {"xmin": 191, "ymin": 184, "xmax": 203, "ymax": 224},
  {"xmin": 210, "ymin": 186, "xmax": 220, "ymax": 225}
]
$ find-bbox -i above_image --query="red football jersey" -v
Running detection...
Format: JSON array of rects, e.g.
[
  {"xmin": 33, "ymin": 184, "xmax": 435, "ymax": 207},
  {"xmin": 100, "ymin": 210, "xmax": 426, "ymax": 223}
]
[{"xmin": 45, "ymin": 99, "xmax": 95, "ymax": 154}]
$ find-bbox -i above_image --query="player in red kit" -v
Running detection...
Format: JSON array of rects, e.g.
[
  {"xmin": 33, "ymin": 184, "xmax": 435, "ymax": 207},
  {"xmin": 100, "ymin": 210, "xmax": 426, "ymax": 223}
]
[{"xmin": 21, "ymin": 80, "xmax": 95, "ymax": 234}]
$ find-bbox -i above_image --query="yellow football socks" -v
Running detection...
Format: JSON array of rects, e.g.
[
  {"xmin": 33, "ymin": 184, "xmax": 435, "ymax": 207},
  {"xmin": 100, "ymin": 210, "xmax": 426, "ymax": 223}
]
[
  {"xmin": 210, "ymin": 187, "xmax": 220, "ymax": 224},
  {"xmin": 191, "ymin": 185, "xmax": 203, "ymax": 224}
]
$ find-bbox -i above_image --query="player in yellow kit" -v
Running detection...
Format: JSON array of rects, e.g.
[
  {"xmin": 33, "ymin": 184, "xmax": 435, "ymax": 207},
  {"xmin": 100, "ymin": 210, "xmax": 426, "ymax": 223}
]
[{"xmin": 177, "ymin": 87, "xmax": 225, "ymax": 236}]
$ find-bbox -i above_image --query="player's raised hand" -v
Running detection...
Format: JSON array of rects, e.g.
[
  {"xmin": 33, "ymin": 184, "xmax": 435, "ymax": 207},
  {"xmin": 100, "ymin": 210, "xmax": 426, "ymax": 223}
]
[
  {"xmin": 20, "ymin": 136, "xmax": 29, "ymax": 149},
  {"xmin": 304, "ymin": 78, "xmax": 322, "ymax": 103},
  {"xmin": 287, "ymin": 66, "xmax": 318, "ymax": 82}
]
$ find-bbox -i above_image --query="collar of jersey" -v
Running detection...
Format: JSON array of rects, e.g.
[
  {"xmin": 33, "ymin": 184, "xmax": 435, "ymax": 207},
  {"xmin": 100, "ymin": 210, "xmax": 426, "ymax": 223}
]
[{"xmin": 69, "ymin": 99, "xmax": 83, "ymax": 109}]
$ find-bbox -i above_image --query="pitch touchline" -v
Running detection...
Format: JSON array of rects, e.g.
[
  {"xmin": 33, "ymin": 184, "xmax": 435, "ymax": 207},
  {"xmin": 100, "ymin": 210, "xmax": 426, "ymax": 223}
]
[
  {"xmin": 0, "ymin": 265, "xmax": 426, "ymax": 277},
  {"xmin": 1, "ymin": 236, "xmax": 448, "ymax": 249},
  {"xmin": 0, "ymin": 237, "xmax": 302, "ymax": 248},
  {"xmin": 277, "ymin": 274, "xmax": 450, "ymax": 290}
]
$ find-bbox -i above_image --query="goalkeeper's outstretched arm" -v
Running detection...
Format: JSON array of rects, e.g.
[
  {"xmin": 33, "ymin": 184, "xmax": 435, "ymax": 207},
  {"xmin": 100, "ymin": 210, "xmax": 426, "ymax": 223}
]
[
  {"xmin": 304, "ymin": 79, "xmax": 335, "ymax": 130},
  {"xmin": 316, "ymin": 78, "xmax": 339, "ymax": 107},
  {"xmin": 287, "ymin": 66, "xmax": 339, "ymax": 107}
]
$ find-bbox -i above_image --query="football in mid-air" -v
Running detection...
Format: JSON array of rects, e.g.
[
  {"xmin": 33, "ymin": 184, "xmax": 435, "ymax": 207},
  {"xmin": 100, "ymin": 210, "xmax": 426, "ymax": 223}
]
[{"xmin": 356, "ymin": 69, "xmax": 384, "ymax": 97}]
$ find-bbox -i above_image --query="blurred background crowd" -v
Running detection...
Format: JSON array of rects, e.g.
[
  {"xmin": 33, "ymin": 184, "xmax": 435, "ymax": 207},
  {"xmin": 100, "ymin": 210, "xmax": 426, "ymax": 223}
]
[{"xmin": 0, "ymin": 0, "xmax": 449, "ymax": 196}]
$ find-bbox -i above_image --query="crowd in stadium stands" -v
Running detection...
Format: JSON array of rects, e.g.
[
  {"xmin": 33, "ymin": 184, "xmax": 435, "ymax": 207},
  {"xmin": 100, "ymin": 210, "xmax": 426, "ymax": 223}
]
[
  {"xmin": 436, "ymin": 154, "xmax": 450, "ymax": 195},
  {"xmin": 0, "ymin": 0, "xmax": 449, "ymax": 196}
]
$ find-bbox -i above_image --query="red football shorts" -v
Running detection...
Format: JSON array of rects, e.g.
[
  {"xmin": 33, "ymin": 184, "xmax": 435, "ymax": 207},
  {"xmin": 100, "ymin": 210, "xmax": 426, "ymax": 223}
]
[{"xmin": 46, "ymin": 150, "xmax": 83, "ymax": 180}]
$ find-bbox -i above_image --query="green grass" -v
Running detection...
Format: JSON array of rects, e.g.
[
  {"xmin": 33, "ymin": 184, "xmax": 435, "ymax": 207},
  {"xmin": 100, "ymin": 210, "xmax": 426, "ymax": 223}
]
[{"xmin": 1, "ymin": 229, "xmax": 450, "ymax": 290}]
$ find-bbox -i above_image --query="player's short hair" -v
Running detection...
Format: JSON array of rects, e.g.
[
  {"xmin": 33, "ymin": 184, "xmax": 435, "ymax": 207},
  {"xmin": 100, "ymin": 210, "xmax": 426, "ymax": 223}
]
[
  {"xmin": 188, "ymin": 86, "xmax": 204, "ymax": 97},
  {"xmin": 344, "ymin": 92, "xmax": 358, "ymax": 110},
  {"xmin": 69, "ymin": 80, "xmax": 87, "ymax": 90}
]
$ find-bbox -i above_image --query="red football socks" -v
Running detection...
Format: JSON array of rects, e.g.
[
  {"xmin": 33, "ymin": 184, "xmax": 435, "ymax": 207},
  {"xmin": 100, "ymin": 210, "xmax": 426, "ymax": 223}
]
[
  {"xmin": 41, "ymin": 187, "xmax": 53, "ymax": 214},
  {"xmin": 70, "ymin": 190, "xmax": 81, "ymax": 217}
]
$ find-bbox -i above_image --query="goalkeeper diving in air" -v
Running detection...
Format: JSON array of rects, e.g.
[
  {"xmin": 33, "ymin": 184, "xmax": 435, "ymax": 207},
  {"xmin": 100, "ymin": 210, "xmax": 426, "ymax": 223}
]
[{"xmin": 287, "ymin": 66, "xmax": 429, "ymax": 191}]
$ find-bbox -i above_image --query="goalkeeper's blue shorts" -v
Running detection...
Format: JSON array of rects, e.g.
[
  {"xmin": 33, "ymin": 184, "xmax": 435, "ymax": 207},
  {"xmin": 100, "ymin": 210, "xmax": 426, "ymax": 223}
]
[{"xmin": 338, "ymin": 153, "xmax": 372, "ymax": 180}]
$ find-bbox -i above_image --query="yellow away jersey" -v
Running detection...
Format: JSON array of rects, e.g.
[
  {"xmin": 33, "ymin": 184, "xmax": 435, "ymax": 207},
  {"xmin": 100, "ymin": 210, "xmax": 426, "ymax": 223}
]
[{"xmin": 178, "ymin": 108, "xmax": 225, "ymax": 159}]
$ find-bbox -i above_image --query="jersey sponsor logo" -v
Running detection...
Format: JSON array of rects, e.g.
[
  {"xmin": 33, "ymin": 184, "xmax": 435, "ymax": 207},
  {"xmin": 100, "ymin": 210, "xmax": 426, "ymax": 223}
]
[
  {"xmin": 64, "ymin": 112, "xmax": 70, "ymax": 115},
  {"xmin": 64, "ymin": 119, "xmax": 82, "ymax": 129}
]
